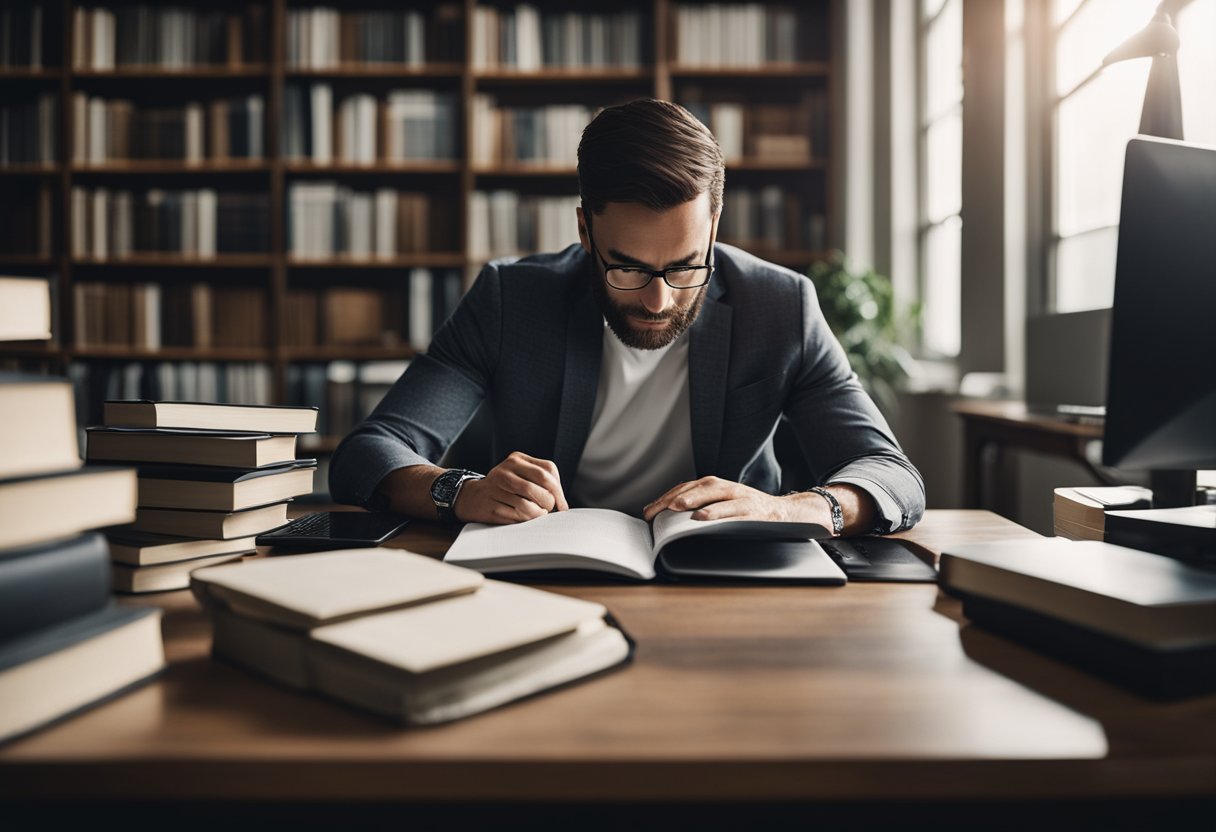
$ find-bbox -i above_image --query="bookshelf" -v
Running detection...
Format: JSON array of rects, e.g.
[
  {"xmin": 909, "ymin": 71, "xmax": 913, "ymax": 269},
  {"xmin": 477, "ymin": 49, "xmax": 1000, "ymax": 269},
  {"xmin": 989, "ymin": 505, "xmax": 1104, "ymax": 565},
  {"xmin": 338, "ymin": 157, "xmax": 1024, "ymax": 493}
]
[{"xmin": 0, "ymin": 0, "xmax": 837, "ymax": 451}]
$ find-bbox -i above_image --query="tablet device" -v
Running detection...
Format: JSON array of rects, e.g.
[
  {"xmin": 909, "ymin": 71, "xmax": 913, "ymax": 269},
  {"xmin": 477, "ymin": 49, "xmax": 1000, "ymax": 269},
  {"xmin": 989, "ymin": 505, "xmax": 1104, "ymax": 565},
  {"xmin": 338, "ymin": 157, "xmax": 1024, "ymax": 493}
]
[
  {"xmin": 255, "ymin": 511, "xmax": 412, "ymax": 550},
  {"xmin": 819, "ymin": 537, "xmax": 938, "ymax": 582}
]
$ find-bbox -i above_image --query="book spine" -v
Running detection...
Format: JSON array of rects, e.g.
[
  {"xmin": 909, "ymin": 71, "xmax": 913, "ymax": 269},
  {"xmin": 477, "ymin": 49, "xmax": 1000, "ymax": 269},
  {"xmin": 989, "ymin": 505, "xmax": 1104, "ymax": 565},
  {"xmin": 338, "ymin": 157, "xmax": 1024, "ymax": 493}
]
[{"xmin": 0, "ymin": 532, "xmax": 112, "ymax": 642}]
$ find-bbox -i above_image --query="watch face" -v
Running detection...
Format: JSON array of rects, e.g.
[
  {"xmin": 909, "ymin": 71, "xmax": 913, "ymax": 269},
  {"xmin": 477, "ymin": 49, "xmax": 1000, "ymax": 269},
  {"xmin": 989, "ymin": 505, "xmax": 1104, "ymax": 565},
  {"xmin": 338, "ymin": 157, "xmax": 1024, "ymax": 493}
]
[{"xmin": 431, "ymin": 470, "xmax": 462, "ymax": 505}]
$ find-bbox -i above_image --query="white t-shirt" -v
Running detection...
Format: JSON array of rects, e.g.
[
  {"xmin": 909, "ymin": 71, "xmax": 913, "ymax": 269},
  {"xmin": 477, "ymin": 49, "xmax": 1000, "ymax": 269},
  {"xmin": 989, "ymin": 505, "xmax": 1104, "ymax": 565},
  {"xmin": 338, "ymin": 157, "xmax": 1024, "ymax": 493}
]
[{"xmin": 570, "ymin": 323, "xmax": 698, "ymax": 516}]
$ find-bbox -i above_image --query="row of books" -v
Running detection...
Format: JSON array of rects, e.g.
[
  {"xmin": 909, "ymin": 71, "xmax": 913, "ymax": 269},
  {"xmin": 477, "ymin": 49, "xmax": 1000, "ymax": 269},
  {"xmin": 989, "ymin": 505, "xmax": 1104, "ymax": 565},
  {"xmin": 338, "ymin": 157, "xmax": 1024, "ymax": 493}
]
[
  {"xmin": 71, "ymin": 94, "xmax": 265, "ymax": 163},
  {"xmin": 282, "ymin": 85, "xmax": 458, "ymax": 165},
  {"xmin": 470, "ymin": 97, "xmax": 592, "ymax": 168},
  {"xmin": 70, "ymin": 188, "xmax": 270, "ymax": 258},
  {"xmin": 287, "ymin": 360, "xmax": 407, "ymax": 440},
  {"xmin": 286, "ymin": 6, "xmax": 463, "ymax": 67},
  {"xmin": 470, "ymin": 6, "xmax": 646, "ymax": 70},
  {"xmin": 0, "ymin": 6, "xmax": 43, "ymax": 68},
  {"xmin": 683, "ymin": 94, "xmax": 828, "ymax": 163},
  {"xmin": 0, "ymin": 95, "xmax": 56, "ymax": 166},
  {"xmin": 673, "ymin": 3, "xmax": 809, "ymax": 66},
  {"xmin": 283, "ymin": 271, "xmax": 462, "ymax": 351},
  {"xmin": 71, "ymin": 6, "xmax": 268, "ymax": 69},
  {"xmin": 719, "ymin": 186, "xmax": 827, "ymax": 253},
  {"xmin": 69, "ymin": 363, "xmax": 275, "ymax": 430},
  {"xmin": 287, "ymin": 184, "xmax": 458, "ymax": 259},
  {"xmin": 0, "ymin": 181, "xmax": 53, "ymax": 256},
  {"xmin": 467, "ymin": 191, "xmax": 580, "ymax": 261},
  {"xmin": 73, "ymin": 282, "xmax": 267, "ymax": 351},
  {"xmin": 0, "ymin": 298, "xmax": 166, "ymax": 741}
]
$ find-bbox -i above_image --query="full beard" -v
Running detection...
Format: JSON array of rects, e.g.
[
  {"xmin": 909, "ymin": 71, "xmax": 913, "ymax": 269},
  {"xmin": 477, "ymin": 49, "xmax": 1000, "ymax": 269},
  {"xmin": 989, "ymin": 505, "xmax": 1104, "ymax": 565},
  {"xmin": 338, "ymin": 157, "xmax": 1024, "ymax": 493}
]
[{"xmin": 591, "ymin": 276, "xmax": 708, "ymax": 350}]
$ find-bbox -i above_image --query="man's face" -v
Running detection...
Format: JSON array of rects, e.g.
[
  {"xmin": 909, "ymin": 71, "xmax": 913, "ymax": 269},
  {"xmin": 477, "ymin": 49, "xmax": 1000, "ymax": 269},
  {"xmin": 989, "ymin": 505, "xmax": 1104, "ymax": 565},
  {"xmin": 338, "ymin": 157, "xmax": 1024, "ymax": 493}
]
[{"xmin": 579, "ymin": 195, "xmax": 717, "ymax": 351}]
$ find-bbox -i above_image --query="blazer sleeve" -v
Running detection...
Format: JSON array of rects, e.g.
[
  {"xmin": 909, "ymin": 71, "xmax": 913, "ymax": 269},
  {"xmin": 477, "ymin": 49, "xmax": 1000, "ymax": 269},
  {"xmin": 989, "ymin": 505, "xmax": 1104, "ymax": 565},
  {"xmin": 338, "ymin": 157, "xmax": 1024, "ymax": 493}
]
[
  {"xmin": 327, "ymin": 262, "xmax": 504, "ymax": 508},
  {"xmin": 783, "ymin": 277, "xmax": 926, "ymax": 533}
]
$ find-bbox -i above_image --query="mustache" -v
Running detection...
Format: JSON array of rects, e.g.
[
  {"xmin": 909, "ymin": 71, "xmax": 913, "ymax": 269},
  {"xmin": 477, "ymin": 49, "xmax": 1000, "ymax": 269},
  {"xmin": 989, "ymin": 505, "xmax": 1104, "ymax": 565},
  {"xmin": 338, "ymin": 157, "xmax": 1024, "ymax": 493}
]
[{"xmin": 621, "ymin": 308, "xmax": 673, "ymax": 322}]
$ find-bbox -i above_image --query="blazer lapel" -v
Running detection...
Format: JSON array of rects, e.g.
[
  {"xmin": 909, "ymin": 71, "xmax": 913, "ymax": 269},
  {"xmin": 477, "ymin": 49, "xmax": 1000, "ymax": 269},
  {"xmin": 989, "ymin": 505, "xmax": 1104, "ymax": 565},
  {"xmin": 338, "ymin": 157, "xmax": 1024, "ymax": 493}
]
[
  {"xmin": 553, "ymin": 288, "xmax": 603, "ymax": 488},
  {"xmin": 689, "ymin": 278, "xmax": 731, "ymax": 476}
]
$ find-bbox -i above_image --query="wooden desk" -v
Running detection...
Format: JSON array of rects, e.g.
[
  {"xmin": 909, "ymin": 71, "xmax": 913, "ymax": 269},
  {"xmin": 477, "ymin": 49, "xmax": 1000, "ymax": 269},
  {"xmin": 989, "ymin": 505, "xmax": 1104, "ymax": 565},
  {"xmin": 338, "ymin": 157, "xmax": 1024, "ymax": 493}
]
[
  {"xmin": 1, "ymin": 511, "xmax": 1213, "ymax": 818},
  {"xmin": 953, "ymin": 400, "xmax": 1108, "ymax": 512}
]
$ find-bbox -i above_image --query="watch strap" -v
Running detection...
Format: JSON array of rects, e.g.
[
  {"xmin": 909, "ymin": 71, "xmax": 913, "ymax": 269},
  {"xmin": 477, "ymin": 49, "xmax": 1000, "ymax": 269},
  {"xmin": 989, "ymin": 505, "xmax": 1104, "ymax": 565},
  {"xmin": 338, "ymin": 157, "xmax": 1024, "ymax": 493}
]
[
  {"xmin": 431, "ymin": 469, "xmax": 484, "ymax": 524},
  {"xmin": 809, "ymin": 486, "xmax": 845, "ymax": 536}
]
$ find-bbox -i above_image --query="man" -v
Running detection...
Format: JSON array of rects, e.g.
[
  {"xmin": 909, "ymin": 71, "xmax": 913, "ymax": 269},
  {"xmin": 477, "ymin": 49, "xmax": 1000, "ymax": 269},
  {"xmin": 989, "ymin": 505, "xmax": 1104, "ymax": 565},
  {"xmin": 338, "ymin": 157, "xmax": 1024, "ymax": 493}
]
[{"xmin": 330, "ymin": 99, "xmax": 924, "ymax": 536}]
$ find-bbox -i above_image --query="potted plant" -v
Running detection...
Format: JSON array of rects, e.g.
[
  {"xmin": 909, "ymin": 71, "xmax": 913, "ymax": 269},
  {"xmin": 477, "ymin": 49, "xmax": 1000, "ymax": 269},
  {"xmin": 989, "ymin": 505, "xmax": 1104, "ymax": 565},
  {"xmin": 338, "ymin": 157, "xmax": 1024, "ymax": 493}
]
[{"xmin": 807, "ymin": 252, "xmax": 920, "ymax": 416}]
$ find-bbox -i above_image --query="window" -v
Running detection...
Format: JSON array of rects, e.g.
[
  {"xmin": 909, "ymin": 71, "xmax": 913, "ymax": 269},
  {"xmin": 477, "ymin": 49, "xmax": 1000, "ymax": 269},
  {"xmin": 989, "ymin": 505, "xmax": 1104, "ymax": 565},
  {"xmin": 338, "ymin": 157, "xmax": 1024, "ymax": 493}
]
[
  {"xmin": 1050, "ymin": 0, "xmax": 1216, "ymax": 313},
  {"xmin": 918, "ymin": 0, "xmax": 962, "ymax": 357}
]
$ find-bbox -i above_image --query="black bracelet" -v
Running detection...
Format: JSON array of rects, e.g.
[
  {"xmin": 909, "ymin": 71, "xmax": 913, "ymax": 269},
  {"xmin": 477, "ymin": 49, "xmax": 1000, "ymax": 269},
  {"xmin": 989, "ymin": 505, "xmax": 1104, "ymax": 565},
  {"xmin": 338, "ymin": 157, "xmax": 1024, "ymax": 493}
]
[{"xmin": 808, "ymin": 486, "xmax": 845, "ymax": 537}]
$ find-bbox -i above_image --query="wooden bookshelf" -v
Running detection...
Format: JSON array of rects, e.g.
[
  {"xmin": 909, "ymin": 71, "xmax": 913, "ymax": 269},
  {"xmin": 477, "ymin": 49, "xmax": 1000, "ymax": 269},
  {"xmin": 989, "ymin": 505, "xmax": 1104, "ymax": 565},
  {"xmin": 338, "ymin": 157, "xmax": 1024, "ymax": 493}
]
[{"xmin": 0, "ymin": 0, "xmax": 838, "ymax": 436}]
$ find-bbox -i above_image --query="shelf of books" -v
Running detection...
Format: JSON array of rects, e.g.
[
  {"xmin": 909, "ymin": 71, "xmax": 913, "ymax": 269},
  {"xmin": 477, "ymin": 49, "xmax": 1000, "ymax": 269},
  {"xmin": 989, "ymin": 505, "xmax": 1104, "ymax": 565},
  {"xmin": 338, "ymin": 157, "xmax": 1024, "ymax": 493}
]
[{"xmin": 0, "ymin": 0, "xmax": 836, "ymax": 469}]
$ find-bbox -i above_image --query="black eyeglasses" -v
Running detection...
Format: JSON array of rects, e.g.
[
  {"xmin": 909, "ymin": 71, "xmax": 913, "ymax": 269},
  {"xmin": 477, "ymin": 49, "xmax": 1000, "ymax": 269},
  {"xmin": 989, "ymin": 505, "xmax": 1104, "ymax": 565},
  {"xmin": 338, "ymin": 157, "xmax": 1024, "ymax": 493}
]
[{"xmin": 587, "ymin": 226, "xmax": 714, "ymax": 291}]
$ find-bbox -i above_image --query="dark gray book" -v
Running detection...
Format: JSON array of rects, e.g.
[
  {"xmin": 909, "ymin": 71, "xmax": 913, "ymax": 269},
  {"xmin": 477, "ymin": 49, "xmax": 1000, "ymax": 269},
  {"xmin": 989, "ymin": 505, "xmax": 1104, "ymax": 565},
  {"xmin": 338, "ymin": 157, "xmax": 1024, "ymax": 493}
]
[{"xmin": 0, "ymin": 533, "xmax": 111, "ymax": 642}]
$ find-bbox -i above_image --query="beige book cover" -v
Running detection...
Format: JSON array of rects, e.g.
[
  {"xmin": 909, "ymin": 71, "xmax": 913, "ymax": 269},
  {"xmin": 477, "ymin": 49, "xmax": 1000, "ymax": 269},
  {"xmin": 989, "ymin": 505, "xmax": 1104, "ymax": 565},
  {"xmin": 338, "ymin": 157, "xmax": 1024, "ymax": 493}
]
[
  {"xmin": 312, "ymin": 580, "xmax": 607, "ymax": 673},
  {"xmin": 191, "ymin": 548, "xmax": 485, "ymax": 629}
]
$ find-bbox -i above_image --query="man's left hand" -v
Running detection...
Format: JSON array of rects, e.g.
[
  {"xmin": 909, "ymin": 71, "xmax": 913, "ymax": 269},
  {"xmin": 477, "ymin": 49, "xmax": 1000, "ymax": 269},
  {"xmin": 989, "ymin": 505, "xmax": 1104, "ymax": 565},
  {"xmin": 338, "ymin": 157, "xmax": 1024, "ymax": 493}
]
[{"xmin": 643, "ymin": 477, "xmax": 813, "ymax": 524}]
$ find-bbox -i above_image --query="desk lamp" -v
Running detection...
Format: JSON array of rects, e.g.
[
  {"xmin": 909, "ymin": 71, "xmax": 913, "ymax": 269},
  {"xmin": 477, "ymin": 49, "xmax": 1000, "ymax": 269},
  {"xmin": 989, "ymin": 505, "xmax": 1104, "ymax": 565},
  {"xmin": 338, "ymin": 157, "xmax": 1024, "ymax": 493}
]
[{"xmin": 1101, "ymin": 2, "xmax": 1184, "ymax": 139}]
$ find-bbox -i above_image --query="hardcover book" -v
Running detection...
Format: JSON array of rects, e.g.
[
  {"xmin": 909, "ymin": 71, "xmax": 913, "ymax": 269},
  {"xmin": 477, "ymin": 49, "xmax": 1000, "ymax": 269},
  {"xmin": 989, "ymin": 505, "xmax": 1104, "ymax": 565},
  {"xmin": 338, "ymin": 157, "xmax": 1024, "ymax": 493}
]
[
  {"xmin": 0, "ymin": 604, "xmax": 165, "ymax": 745},
  {"xmin": 0, "ymin": 466, "xmax": 136, "ymax": 551},
  {"xmin": 134, "ymin": 460, "xmax": 316, "ymax": 511},
  {"xmin": 104, "ymin": 400, "xmax": 318, "ymax": 434},
  {"xmin": 86, "ymin": 427, "xmax": 297, "ymax": 469}
]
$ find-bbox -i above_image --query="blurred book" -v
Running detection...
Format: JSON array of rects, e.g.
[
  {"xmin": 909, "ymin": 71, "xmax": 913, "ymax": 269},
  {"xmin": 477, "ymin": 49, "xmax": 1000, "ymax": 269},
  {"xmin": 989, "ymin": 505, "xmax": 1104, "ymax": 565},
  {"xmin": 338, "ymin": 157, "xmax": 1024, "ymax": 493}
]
[
  {"xmin": 1052, "ymin": 485, "xmax": 1152, "ymax": 541},
  {"xmin": 0, "ymin": 277, "xmax": 51, "ymax": 341}
]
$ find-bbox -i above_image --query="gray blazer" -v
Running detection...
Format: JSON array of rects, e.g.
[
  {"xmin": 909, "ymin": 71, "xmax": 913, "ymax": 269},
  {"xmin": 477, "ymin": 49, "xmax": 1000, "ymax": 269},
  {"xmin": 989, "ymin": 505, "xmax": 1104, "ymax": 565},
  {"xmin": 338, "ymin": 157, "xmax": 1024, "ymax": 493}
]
[{"xmin": 329, "ymin": 243, "xmax": 925, "ymax": 532}]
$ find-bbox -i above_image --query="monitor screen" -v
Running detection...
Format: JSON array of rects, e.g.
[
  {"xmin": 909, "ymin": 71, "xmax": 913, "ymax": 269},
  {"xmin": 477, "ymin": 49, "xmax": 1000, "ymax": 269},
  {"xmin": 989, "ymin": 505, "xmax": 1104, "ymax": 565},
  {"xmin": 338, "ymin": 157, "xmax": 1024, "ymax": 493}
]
[{"xmin": 1102, "ymin": 137, "xmax": 1216, "ymax": 472}]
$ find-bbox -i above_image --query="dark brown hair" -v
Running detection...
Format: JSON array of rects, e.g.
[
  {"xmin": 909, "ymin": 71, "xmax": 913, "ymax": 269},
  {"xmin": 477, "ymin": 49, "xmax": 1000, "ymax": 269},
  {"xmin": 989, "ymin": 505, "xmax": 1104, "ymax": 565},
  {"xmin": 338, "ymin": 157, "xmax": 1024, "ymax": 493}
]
[{"xmin": 578, "ymin": 99, "xmax": 725, "ymax": 216}]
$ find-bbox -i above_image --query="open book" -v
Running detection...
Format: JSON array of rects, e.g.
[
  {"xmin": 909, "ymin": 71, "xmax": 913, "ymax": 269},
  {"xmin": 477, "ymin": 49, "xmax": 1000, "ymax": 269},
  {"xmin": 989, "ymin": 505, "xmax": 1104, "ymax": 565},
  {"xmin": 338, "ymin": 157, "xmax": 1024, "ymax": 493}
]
[{"xmin": 444, "ymin": 508, "xmax": 845, "ymax": 583}]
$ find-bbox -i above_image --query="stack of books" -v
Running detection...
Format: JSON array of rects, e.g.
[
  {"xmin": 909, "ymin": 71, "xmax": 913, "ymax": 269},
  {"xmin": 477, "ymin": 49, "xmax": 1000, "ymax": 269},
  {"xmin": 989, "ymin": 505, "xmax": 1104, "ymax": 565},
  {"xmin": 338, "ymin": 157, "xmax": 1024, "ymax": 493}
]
[
  {"xmin": 1052, "ymin": 485, "xmax": 1152, "ymax": 541},
  {"xmin": 939, "ymin": 538, "xmax": 1216, "ymax": 699},
  {"xmin": 190, "ymin": 548, "xmax": 633, "ymax": 726},
  {"xmin": 0, "ymin": 364, "xmax": 165, "ymax": 743},
  {"xmin": 86, "ymin": 400, "xmax": 319, "ymax": 593}
]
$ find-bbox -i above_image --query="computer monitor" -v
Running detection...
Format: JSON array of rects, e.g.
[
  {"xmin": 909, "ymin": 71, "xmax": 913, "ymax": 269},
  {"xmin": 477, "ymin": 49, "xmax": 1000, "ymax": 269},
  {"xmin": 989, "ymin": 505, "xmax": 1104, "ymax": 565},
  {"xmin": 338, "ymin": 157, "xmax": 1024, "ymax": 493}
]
[{"xmin": 1102, "ymin": 136, "xmax": 1216, "ymax": 507}]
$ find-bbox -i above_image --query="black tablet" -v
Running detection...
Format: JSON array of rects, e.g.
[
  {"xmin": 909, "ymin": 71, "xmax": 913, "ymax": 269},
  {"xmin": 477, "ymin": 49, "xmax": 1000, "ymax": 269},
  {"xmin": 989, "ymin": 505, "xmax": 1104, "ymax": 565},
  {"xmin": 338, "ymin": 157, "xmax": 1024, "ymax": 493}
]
[{"xmin": 255, "ymin": 511, "xmax": 412, "ymax": 550}]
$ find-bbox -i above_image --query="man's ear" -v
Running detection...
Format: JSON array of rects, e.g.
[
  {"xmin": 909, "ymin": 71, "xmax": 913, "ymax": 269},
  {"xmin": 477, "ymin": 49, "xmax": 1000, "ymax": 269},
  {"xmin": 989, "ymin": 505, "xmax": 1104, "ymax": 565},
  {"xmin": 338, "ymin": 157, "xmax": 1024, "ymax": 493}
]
[{"xmin": 576, "ymin": 206, "xmax": 591, "ymax": 254}]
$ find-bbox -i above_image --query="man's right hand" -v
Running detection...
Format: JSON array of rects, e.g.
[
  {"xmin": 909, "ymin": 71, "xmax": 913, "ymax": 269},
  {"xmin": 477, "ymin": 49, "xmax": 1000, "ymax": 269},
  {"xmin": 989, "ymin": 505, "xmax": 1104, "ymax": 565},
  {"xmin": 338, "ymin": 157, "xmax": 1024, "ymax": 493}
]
[{"xmin": 454, "ymin": 452, "xmax": 569, "ymax": 524}]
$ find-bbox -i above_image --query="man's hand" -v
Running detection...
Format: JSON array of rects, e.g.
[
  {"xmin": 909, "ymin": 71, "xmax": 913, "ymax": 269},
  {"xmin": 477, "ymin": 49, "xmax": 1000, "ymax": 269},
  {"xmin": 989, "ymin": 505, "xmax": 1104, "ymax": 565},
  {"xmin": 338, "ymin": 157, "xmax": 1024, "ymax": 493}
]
[
  {"xmin": 643, "ymin": 476, "xmax": 875, "ymax": 534},
  {"xmin": 643, "ymin": 477, "xmax": 811, "ymax": 524},
  {"xmin": 455, "ymin": 452, "xmax": 569, "ymax": 525}
]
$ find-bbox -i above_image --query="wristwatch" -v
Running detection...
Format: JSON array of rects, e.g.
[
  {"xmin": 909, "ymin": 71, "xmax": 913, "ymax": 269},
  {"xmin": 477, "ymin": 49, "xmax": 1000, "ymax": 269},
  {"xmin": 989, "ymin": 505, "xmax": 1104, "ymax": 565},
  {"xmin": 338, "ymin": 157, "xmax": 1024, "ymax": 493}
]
[
  {"xmin": 430, "ymin": 469, "xmax": 484, "ymax": 524},
  {"xmin": 808, "ymin": 486, "xmax": 845, "ymax": 537}
]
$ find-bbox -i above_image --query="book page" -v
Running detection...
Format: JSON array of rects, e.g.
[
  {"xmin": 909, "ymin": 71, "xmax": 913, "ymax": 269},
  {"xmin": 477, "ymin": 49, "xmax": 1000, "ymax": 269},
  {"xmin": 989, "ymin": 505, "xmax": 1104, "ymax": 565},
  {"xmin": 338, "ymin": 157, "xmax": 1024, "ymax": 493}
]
[
  {"xmin": 650, "ymin": 510, "xmax": 832, "ymax": 554},
  {"xmin": 444, "ymin": 508, "xmax": 657, "ymax": 580}
]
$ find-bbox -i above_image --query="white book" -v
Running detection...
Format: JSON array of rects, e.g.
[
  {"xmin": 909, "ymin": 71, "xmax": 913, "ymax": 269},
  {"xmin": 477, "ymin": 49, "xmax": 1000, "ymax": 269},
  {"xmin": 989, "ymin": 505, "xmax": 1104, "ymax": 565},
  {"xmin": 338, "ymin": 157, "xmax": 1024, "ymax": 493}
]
[
  {"xmin": 72, "ymin": 8, "xmax": 87, "ymax": 69},
  {"xmin": 181, "ymin": 190, "xmax": 198, "ymax": 255},
  {"xmin": 468, "ymin": 191, "xmax": 490, "ymax": 260},
  {"xmin": 87, "ymin": 97, "xmax": 105, "ymax": 163},
  {"xmin": 471, "ymin": 7, "xmax": 490, "ymax": 70},
  {"xmin": 374, "ymin": 188, "xmax": 396, "ymax": 258},
  {"xmin": 516, "ymin": 4, "xmax": 542, "ymax": 71},
  {"xmin": 185, "ymin": 102, "xmax": 203, "ymax": 163},
  {"xmin": 409, "ymin": 268, "xmax": 433, "ymax": 350},
  {"xmin": 311, "ymin": 83, "xmax": 332, "ymax": 165},
  {"xmin": 144, "ymin": 282, "xmax": 161, "ymax": 350},
  {"xmin": 197, "ymin": 189, "xmax": 216, "ymax": 257},
  {"xmin": 488, "ymin": 190, "xmax": 516, "ymax": 255},
  {"xmin": 348, "ymin": 191, "xmax": 372, "ymax": 259},
  {"xmin": 711, "ymin": 102, "xmax": 745, "ymax": 163},
  {"xmin": 445, "ymin": 508, "xmax": 838, "ymax": 583}
]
